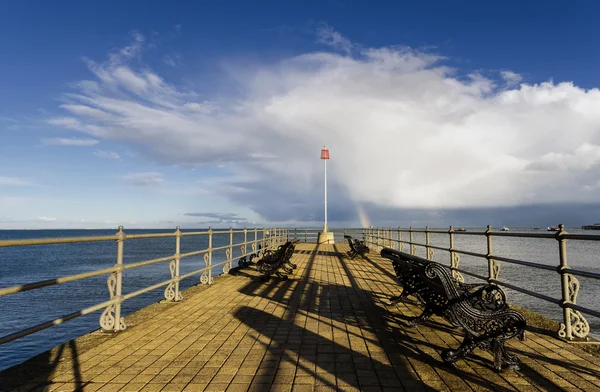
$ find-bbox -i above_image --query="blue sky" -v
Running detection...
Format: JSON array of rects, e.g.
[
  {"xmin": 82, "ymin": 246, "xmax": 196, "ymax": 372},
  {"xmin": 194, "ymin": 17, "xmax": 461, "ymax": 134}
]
[{"xmin": 2, "ymin": 1, "xmax": 600, "ymax": 229}]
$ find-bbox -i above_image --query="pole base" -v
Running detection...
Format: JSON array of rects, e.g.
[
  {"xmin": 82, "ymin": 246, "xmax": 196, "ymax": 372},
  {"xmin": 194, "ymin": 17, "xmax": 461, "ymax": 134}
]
[{"xmin": 317, "ymin": 231, "xmax": 335, "ymax": 244}]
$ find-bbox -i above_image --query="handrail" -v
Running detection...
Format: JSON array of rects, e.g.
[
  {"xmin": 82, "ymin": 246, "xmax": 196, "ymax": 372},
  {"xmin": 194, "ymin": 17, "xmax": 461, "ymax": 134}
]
[
  {"xmin": 361, "ymin": 224, "xmax": 599, "ymax": 341},
  {"xmin": 0, "ymin": 225, "xmax": 286, "ymax": 346}
]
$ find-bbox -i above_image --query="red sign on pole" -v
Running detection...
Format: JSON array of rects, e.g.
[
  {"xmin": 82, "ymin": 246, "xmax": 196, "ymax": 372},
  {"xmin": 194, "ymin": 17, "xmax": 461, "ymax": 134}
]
[{"xmin": 321, "ymin": 147, "xmax": 330, "ymax": 160}]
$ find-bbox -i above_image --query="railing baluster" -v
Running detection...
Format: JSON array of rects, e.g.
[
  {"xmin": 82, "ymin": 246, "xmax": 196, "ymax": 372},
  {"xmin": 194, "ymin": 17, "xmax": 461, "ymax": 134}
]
[
  {"xmin": 409, "ymin": 226, "xmax": 415, "ymax": 255},
  {"xmin": 486, "ymin": 225, "xmax": 499, "ymax": 283},
  {"xmin": 201, "ymin": 227, "xmax": 213, "ymax": 284},
  {"xmin": 398, "ymin": 226, "xmax": 402, "ymax": 252},
  {"xmin": 557, "ymin": 224, "xmax": 590, "ymax": 340},
  {"xmin": 99, "ymin": 225, "xmax": 126, "ymax": 332},
  {"xmin": 243, "ymin": 227, "xmax": 247, "ymax": 260},
  {"xmin": 223, "ymin": 227, "xmax": 233, "ymax": 274},
  {"xmin": 449, "ymin": 225, "xmax": 464, "ymax": 282},
  {"xmin": 164, "ymin": 226, "xmax": 182, "ymax": 301},
  {"xmin": 425, "ymin": 226, "xmax": 433, "ymax": 260}
]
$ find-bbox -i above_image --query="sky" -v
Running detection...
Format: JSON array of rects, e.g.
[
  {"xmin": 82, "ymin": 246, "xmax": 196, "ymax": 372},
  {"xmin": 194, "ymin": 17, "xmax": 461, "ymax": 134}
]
[{"xmin": 2, "ymin": 1, "xmax": 600, "ymax": 229}]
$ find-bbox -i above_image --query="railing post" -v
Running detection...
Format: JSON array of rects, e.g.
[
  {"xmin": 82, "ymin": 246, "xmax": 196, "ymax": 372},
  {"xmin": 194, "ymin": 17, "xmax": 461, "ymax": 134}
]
[
  {"xmin": 486, "ymin": 225, "xmax": 499, "ymax": 283},
  {"xmin": 409, "ymin": 226, "xmax": 415, "ymax": 255},
  {"xmin": 201, "ymin": 226, "xmax": 214, "ymax": 284},
  {"xmin": 388, "ymin": 227, "xmax": 392, "ymax": 248},
  {"xmin": 425, "ymin": 226, "xmax": 433, "ymax": 260},
  {"xmin": 243, "ymin": 227, "xmax": 247, "ymax": 263},
  {"xmin": 377, "ymin": 228, "xmax": 381, "ymax": 249},
  {"xmin": 263, "ymin": 228, "xmax": 267, "ymax": 249},
  {"xmin": 557, "ymin": 224, "xmax": 590, "ymax": 340},
  {"xmin": 99, "ymin": 225, "xmax": 126, "ymax": 332},
  {"xmin": 395, "ymin": 226, "xmax": 399, "ymax": 251},
  {"xmin": 448, "ymin": 225, "xmax": 463, "ymax": 282},
  {"xmin": 223, "ymin": 227, "xmax": 233, "ymax": 274},
  {"xmin": 385, "ymin": 227, "xmax": 389, "ymax": 247},
  {"xmin": 305, "ymin": 228, "xmax": 307, "ymax": 243},
  {"xmin": 252, "ymin": 227, "xmax": 258, "ymax": 256},
  {"xmin": 165, "ymin": 226, "xmax": 182, "ymax": 301}
]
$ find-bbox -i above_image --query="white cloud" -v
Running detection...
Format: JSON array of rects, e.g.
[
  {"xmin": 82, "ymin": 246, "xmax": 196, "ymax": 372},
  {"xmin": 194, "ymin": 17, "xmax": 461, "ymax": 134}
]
[
  {"xmin": 122, "ymin": 172, "xmax": 164, "ymax": 186},
  {"xmin": 48, "ymin": 29, "xmax": 600, "ymax": 221},
  {"xmin": 37, "ymin": 216, "xmax": 57, "ymax": 222},
  {"xmin": 47, "ymin": 117, "xmax": 83, "ymax": 130},
  {"xmin": 41, "ymin": 137, "xmax": 98, "ymax": 146},
  {"xmin": 501, "ymin": 71, "xmax": 523, "ymax": 86},
  {"xmin": 0, "ymin": 176, "xmax": 35, "ymax": 186},
  {"xmin": 94, "ymin": 150, "xmax": 120, "ymax": 159},
  {"xmin": 316, "ymin": 25, "xmax": 353, "ymax": 55}
]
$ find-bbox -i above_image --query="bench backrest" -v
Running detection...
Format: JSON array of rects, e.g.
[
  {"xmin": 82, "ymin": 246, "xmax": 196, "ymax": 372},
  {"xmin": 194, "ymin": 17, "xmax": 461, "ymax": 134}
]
[
  {"xmin": 344, "ymin": 235, "xmax": 360, "ymax": 251},
  {"xmin": 381, "ymin": 248, "xmax": 525, "ymax": 339}
]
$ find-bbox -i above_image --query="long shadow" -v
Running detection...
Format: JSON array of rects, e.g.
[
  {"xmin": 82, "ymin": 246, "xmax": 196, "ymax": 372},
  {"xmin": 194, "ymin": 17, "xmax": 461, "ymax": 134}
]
[
  {"xmin": 0, "ymin": 339, "xmax": 83, "ymax": 391},
  {"xmin": 233, "ymin": 244, "xmax": 541, "ymax": 391}
]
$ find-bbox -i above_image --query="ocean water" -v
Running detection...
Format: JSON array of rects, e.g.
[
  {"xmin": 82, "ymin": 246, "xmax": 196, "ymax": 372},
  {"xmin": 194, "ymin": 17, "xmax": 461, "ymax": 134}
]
[{"xmin": 0, "ymin": 227, "xmax": 599, "ymax": 372}]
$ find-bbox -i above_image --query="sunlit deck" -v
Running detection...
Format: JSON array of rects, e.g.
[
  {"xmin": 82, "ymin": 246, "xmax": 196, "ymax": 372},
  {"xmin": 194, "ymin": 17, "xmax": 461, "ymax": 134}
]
[{"xmin": 3, "ymin": 243, "xmax": 600, "ymax": 391}]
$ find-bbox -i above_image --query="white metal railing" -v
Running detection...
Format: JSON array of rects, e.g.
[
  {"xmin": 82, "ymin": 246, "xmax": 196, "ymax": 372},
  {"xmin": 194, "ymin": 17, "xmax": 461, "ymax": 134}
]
[
  {"xmin": 362, "ymin": 225, "xmax": 600, "ymax": 341},
  {"xmin": 0, "ymin": 226, "xmax": 289, "ymax": 345},
  {"xmin": 4, "ymin": 224, "xmax": 596, "ymax": 346}
]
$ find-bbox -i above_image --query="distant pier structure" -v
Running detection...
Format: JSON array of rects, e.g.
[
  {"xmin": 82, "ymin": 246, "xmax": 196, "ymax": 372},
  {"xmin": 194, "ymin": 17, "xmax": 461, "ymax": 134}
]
[{"xmin": 582, "ymin": 223, "xmax": 600, "ymax": 230}]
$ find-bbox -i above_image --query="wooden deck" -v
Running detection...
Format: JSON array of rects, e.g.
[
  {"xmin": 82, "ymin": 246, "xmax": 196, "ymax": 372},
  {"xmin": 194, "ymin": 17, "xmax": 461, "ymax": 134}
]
[{"xmin": 3, "ymin": 243, "xmax": 600, "ymax": 391}]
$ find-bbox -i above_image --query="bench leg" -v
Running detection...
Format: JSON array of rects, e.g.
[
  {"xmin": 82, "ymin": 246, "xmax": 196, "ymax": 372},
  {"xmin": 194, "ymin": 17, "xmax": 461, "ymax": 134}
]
[
  {"xmin": 441, "ymin": 335, "xmax": 476, "ymax": 367},
  {"xmin": 282, "ymin": 266, "xmax": 293, "ymax": 274},
  {"xmin": 492, "ymin": 339, "xmax": 520, "ymax": 371},
  {"xmin": 407, "ymin": 306, "xmax": 435, "ymax": 326},
  {"xmin": 284, "ymin": 261, "xmax": 297, "ymax": 269},
  {"xmin": 389, "ymin": 290, "xmax": 411, "ymax": 305}
]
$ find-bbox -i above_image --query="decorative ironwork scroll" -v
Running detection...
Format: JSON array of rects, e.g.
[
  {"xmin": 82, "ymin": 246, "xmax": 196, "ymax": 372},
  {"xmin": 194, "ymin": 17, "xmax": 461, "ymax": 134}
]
[
  {"xmin": 223, "ymin": 249, "xmax": 232, "ymax": 274},
  {"xmin": 490, "ymin": 259, "xmax": 500, "ymax": 281},
  {"xmin": 200, "ymin": 253, "xmax": 213, "ymax": 284},
  {"xmin": 451, "ymin": 253, "xmax": 464, "ymax": 283},
  {"xmin": 164, "ymin": 259, "xmax": 183, "ymax": 301},
  {"xmin": 558, "ymin": 274, "xmax": 590, "ymax": 339},
  {"xmin": 99, "ymin": 273, "xmax": 126, "ymax": 331},
  {"xmin": 427, "ymin": 248, "xmax": 434, "ymax": 260}
]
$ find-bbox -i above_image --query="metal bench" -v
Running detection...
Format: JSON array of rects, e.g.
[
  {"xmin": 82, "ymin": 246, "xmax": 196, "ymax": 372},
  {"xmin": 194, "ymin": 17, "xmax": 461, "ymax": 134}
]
[
  {"xmin": 256, "ymin": 240, "xmax": 299, "ymax": 281},
  {"xmin": 344, "ymin": 235, "xmax": 369, "ymax": 258},
  {"xmin": 381, "ymin": 247, "xmax": 526, "ymax": 371}
]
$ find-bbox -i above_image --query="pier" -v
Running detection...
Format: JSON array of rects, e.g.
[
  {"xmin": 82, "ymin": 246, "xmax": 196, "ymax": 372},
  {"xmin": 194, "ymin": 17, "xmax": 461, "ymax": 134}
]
[
  {"xmin": 2, "ymin": 238, "xmax": 600, "ymax": 391},
  {"xmin": 1, "ymin": 227, "xmax": 600, "ymax": 391}
]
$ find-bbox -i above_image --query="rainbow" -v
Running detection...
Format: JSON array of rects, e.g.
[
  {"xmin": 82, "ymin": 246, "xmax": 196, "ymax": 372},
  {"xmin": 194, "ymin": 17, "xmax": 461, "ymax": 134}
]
[{"xmin": 356, "ymin": 204, "xmax": 372, "ymax": 228}]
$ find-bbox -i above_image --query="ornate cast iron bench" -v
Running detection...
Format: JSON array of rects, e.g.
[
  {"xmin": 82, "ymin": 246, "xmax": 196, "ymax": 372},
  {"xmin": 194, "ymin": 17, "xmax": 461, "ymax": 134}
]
[
  {"xmin": 380, "ymin": 247, "xmax": 526, "ymax": 372},
  {"xmin": 344, "ymin": 235, "xmax": 369, "ymax": 258},
  {"xmin": 256, "ymin": 240, "xmax": 298, "ymax": 281}
]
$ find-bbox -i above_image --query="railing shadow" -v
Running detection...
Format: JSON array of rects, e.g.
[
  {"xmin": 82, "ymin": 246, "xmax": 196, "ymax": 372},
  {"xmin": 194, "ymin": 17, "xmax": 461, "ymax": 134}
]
[{"xmin": 0, "ymin": 339, "xmax": 83, "ymax": 391}]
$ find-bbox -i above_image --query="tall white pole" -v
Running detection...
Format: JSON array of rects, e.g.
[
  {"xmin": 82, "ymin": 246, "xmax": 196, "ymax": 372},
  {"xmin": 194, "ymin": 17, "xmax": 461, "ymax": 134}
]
[{"xmin": 324, "ymin": 157, "xmax": 328, "ymax": 232}]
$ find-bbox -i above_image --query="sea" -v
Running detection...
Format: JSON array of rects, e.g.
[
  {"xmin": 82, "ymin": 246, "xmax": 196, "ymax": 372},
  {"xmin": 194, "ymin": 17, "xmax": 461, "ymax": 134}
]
[{"xmin": 0, "ymin": 227, "xmax": 599, "ymax": 372}]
